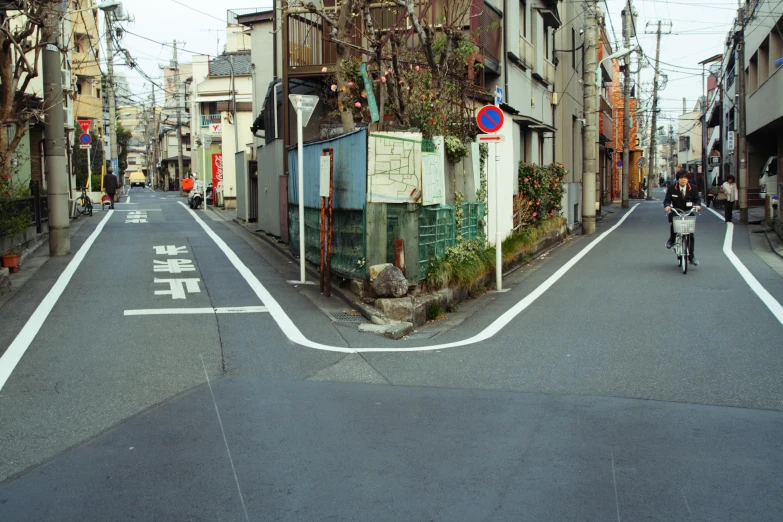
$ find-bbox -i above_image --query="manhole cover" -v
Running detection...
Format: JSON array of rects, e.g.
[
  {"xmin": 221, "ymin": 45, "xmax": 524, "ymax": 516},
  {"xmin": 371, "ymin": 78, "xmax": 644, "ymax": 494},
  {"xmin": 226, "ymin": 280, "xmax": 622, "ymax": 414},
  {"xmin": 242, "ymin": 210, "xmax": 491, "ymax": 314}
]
[{"xmin": 330, "ymin": 311, "xmax": 368, "ymax": 323}]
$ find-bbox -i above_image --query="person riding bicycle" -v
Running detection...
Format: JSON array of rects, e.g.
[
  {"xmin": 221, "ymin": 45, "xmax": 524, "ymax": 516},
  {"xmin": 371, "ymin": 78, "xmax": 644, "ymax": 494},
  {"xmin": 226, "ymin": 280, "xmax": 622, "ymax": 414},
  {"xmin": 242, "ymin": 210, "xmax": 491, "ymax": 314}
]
[{"xmin": 664, "ymin": 169, "xmax": 702, "ymax": 266}]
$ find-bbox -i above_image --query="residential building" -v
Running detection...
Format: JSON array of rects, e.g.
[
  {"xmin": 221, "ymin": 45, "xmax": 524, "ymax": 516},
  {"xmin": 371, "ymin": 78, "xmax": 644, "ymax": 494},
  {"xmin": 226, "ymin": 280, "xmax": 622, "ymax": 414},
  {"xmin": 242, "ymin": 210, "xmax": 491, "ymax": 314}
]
[
  {"xmin": 117, "ymin": 104, "xmax": 165, "ymax": 183},
  {"xmin": 678, "ymin": 102, "xmax": 703, "ymax": 183},
  {"xmin": 553, "ymin": 1, "xmax": 584, "ymax": 229},
  {"xmin": 237, "ymin": 9, "xmax": 280, "ymax": 229},
  {"xmin": 741, "ymin": 0, "xmax": 782, "ymax": 208},
  {"xmin": 190, "ymin": 10, "xmax": 254, "ymax": 208},
  {"xmin": 610, "ymin": 62, "xmax": 641, "ymax": 200}
]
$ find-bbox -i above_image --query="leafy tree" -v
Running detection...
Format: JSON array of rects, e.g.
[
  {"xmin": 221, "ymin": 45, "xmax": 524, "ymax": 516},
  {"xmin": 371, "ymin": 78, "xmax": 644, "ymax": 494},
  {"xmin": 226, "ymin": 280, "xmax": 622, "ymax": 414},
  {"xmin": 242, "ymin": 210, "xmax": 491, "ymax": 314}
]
[{"xmin": 0, "ymin": 1, "xmax": 59, "ymax": 181}]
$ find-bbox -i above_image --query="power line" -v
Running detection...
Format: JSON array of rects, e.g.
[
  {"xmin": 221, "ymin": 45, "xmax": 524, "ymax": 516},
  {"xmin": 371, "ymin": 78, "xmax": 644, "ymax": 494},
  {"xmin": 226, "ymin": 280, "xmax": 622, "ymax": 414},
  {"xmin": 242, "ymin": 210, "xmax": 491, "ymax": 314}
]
[{"xmin": 168, "ymin": 0, "xmax": 225, "ymax": 24}]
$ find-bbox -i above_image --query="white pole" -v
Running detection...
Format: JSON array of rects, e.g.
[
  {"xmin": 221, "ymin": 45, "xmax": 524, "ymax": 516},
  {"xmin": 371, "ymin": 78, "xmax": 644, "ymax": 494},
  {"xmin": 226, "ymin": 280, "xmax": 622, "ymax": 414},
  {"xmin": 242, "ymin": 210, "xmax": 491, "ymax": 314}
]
[
  {"xmin": 203, "ymin": 142, "xmax": 207, "ymax": 211},
  {"xmin": 297, "ymin": 100, "xmax": 306, "ymax": 283},
  {"xmin": 86, "ymin": 146, "xmax": 91, "ymax": 194},
  {"xmin": 494, "ymin": 143, "xmax": 502, "ymax": 291}
]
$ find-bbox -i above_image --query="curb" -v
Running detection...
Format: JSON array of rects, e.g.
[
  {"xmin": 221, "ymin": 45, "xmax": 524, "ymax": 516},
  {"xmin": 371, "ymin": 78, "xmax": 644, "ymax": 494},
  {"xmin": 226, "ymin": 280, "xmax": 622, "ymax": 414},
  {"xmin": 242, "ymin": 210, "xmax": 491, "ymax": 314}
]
[
  {"xmin": 222, "ymin": 214, "xmax": 380, "ymax": 323},
  {"xmin": 760, "ymin": 225, "xmax": 783, "ymax": 261}
]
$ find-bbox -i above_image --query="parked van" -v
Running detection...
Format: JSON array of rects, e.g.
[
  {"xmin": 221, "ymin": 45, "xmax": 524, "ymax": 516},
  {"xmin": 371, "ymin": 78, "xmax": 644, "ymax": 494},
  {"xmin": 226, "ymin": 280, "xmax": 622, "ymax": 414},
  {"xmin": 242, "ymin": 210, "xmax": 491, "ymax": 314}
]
[
  {"xmin": 129, "ymin": 172, "xmax": 146, "ymax": 188},
  {"xmin": 759, "ymin": 156, "xmax": 778, "ymax": 195}
]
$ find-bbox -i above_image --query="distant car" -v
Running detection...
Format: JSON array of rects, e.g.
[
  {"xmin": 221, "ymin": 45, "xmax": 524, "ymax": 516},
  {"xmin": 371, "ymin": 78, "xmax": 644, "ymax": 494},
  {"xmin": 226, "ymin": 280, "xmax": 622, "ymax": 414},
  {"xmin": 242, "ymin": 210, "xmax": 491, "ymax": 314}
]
[{"xmin": 129, "ymin": 172, "xmax": 146, "ymax": 187}]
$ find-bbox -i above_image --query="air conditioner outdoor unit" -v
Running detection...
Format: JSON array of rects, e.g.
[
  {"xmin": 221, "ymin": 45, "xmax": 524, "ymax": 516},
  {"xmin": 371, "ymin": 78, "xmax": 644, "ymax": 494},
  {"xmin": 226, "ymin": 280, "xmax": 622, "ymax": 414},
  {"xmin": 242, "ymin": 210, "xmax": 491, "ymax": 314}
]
[{"xmin": 61, "ymin": 70, "xmax": 71, "ymax": 90}]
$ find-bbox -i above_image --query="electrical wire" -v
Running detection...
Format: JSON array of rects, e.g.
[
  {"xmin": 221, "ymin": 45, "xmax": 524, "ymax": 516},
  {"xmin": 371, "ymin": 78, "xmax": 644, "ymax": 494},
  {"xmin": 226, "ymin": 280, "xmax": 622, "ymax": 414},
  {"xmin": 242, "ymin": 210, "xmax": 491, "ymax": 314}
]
[{"xmin": 168, "ymin": 0, "xmax": 226, "ymax": 24}]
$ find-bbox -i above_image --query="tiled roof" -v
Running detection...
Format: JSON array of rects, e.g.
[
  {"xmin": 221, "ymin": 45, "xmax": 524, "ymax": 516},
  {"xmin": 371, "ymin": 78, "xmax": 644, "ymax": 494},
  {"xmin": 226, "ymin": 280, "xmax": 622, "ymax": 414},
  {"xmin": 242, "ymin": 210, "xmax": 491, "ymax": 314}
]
[{"xmin": 209, "ymin": 53, "xmax": 252, "ymax": 76}]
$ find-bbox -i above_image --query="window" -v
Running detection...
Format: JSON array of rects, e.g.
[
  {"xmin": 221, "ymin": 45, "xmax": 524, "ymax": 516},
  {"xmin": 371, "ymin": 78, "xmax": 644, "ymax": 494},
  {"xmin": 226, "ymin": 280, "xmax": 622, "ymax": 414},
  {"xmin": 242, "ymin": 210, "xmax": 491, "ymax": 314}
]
[
  {"xmin": 728, "ymin": 108, "xmax": 735, "ymax": 132},
  {"xmin": 539, "ymin": 132, "xmax": 544, "ymax": 163},
  {"xmin": 76, "ymin": 82, "xmax": 82, "ymax": 95},
  {"xmin": 544, "ymin": 28, "xmax": 550, "ymax": 60},
  {"xmin": 519, "ymin": 1, "xmax": 527, "ymax": 39},
  {"xmin": 520, "ymin": 128, "xmax": 527, "ymax": 163},
  {"xmin": 96, "ymin": 88, "xmax": 101, "ymax": 100},
  {"xmin": 679, "ymin": 136, "xmax": 690, "ymax": 152},
  {"xmin": 572, "ymin": 29, "xmax": 577, "ymax": 70}
]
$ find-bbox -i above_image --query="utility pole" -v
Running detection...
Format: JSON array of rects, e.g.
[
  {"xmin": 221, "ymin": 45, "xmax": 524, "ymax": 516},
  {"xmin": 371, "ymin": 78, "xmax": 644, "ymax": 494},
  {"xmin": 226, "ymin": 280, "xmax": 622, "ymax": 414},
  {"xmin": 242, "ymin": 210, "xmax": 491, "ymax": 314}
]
[
  {"xmin": 736, "ymin": 3, "xmax": 748, "ymax": 223},
  {"xmin": 646, "ymin": 20, "xmax": 666, "ymax": 200},
  {"xmin": 105, "ymin": 10, "xmax": 118, "ymax": 185},
  {"xmin": 621, "ymin": 0, "xmax": 632, "ymax": 208},
  {"xmin": 669, "ymin": 121, "xmax": 675, "ymax": 181},
  {"xmin": 42, "ymin": 2, "xmax": 69, "ymax": 255},
  {"xmin": 174, "ymin": 41, "xmax": 185, "ymax": 192},
  {"xmin": 582, "ymin": 0, "xmax": 599, "ymax": 234}
]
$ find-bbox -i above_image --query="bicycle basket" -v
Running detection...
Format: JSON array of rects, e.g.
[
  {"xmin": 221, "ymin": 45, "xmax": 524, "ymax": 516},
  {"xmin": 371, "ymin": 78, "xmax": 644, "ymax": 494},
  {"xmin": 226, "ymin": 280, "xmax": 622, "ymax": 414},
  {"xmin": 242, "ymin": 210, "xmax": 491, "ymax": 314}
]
[{"xmin": 672, "ymin": 216, "xmax": 696, "ymax": 234}]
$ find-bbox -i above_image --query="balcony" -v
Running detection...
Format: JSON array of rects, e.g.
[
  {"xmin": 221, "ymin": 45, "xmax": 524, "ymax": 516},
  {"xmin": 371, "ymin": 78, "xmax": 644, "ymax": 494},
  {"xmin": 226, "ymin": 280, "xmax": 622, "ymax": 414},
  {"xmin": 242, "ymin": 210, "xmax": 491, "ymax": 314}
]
[
  {"xmin": 200, "ymin": 114, "xmax": 221, "ymax": 128},
  {"xmin": 518, "ymin": 37, "xmax": 535, "ymax": 70},
  {"xmin": 544, "ymin": 59, "xmax": 556, "ymax": 86}
]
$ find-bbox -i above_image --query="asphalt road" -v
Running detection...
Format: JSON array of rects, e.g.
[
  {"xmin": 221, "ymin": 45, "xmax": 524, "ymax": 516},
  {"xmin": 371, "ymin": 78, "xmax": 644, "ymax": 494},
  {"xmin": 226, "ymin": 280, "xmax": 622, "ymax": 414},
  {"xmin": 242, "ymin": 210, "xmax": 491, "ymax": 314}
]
[{"xmin": 1, "ymin": 187, "xmax": 782, "ymax": 521}]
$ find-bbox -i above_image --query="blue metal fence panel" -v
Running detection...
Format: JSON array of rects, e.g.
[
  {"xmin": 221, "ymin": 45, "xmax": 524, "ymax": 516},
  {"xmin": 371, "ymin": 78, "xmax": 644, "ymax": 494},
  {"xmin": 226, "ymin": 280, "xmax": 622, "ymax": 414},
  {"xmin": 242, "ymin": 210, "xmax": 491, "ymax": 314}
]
[{"xmin": 288, "ymin": 129, "xmax": 367, "ymax": 210}]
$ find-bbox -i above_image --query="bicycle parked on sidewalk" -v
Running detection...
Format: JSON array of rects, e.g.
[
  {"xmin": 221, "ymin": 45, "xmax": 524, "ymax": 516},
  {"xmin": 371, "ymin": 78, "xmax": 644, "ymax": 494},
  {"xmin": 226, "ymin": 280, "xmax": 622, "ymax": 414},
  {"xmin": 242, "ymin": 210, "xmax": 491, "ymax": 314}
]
[
  {"xmin": 75, "ymin": 187, "xmax": 93, "ymax": 216},
  {"xmin": 670, "ymin": 207, "xmax": 699, "ymax": 274}
]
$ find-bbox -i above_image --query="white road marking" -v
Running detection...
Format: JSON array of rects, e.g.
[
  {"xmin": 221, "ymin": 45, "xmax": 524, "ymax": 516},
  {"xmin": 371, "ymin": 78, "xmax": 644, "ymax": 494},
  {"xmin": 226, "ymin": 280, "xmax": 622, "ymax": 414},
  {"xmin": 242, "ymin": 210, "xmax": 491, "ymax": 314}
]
[
  {"xmin": 124, "ymin": 306, "xmax": 268, "ymax": 316},
  {"xmin": 126, "ymin": 210, "xmax": 148, "ymax": 224},
  {"xmin": 126, "ymin": 195, "xmax": 131, "ymax": 204},
  {"xmin": 705, "ymin": 206, "xmax": 783, "ymax": 326},
  {"xmin": 154, "ymin": 278, "xmax": 201, "ymax": 299},
  {"xmin": 154, "ymin": 245, "xmax": 188, "ymax": 255},
  {"xmin": 0, "ymin": 211, "xmax": 114, "ymax": 392},
  {"xmin": 154, "ymin": 259, "xmax": 196, "ymax": 274},
  {"xmin": 179, "ymin": 201, "xmax": 640, "ymax": 353}
]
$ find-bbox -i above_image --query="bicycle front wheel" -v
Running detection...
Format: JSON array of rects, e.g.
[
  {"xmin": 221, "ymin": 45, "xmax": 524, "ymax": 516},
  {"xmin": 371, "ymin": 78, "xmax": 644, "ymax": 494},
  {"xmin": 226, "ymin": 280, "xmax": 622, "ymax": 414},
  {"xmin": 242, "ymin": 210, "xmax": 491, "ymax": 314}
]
[{"xmin": 682, "ymin": 236, "xmax": 689, "ymax": 274}]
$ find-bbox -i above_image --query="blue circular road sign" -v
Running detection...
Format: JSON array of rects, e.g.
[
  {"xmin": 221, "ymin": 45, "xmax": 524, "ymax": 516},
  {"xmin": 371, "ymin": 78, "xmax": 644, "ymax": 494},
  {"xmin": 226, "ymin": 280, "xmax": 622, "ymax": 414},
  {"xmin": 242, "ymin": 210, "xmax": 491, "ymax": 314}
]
[
  {"xmin": 476, "ymin": 105, "xmax": 504, "ymax": 134},
  {"xmin": 79, "ymin": 133, "xmax": 92, "ymax": 146}
]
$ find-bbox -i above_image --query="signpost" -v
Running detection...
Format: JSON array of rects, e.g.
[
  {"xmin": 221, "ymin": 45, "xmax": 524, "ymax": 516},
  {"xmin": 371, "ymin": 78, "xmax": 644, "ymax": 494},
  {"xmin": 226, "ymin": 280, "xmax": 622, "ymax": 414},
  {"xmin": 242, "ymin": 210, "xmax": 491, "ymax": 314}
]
[
  {"xmin": 289, "ymin": 94, "xmax": 320, "ymax": 284},
  {"xmin": 476, "ymin": 104, "xmax": 505, "ymax": 292},
  {"xmin": 77, "ymin": 121, "xmax": 93, "ymax": 193},
  {"xmin": 201, "ymin": 134, "xmax": 212, "ymax": 210},
  {"xmin": 727, "ymin": 130, "xmax": 735, "ymax": 152},
  {"xmin": 637, "ymin": 157, "xmax": 646, "ymax": 168}
]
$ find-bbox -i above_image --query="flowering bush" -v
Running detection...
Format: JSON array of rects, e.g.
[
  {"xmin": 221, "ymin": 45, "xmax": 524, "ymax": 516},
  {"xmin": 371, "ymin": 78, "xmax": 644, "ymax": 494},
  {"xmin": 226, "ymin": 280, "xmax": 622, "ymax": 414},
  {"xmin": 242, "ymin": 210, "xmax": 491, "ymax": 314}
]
[{"xmin": 517, "ymin": 162, "xmax": 566, "ymax": 224}]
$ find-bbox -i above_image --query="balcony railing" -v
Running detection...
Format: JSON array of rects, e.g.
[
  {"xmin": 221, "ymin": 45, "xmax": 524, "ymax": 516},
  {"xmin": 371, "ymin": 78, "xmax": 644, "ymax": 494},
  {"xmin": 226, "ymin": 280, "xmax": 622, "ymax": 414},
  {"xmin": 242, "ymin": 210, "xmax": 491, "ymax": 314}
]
[
  {"xmin": 519, "ymin": 37, "xmax": 535, "ymax": 69},
  {"xmin": 544, "ymin": 59, "xmax": 556, "ymax": 86},
  {"xmin": 200, "ymin": 114, "xmax": 221, "ymax": 127}
]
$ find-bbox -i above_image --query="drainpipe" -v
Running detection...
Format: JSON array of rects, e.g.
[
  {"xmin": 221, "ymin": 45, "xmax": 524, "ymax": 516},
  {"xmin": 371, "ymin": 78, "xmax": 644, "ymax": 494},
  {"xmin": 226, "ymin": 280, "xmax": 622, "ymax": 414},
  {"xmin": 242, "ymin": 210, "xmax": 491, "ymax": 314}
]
[{"xmin": 503, "ymin": 0, "xmax": 509, "ymax": 105}]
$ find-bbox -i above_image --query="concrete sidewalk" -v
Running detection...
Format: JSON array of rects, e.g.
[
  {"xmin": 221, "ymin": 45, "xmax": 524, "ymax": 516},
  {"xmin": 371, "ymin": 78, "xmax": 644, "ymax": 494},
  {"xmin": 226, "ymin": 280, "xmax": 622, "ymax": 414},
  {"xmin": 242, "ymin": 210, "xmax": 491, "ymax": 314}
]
[{"xmin": 0, "ymin": 217, "xmax": 91, "ymax": 309}]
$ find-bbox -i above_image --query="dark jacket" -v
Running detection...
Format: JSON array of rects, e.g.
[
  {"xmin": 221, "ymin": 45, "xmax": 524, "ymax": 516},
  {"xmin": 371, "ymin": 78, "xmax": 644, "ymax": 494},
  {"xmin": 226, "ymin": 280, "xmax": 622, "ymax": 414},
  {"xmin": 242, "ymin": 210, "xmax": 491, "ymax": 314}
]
[
  {"xmin": 103, "ymin": 174, "xmax": 118, "ymax": 194},
  {"xmin": 664, "ymin": 182, "xmax": 701, "ymax": 211}
]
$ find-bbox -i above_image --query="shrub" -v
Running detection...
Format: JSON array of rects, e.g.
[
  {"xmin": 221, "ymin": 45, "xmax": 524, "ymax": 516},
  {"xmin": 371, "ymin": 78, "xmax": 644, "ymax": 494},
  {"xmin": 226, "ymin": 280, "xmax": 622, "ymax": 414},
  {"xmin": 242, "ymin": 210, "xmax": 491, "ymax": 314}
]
[{"xmin": 518, "ymin": 162, "xmax": 566, "ymax": 224}]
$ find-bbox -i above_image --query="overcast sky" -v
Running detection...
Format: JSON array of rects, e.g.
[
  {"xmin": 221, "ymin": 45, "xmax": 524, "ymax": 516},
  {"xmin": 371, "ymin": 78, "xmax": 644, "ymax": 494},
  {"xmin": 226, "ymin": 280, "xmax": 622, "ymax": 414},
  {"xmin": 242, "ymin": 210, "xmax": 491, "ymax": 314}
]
[{"xmin": 112, "ymin": 0, "xmax": 740, "ymax": 125}]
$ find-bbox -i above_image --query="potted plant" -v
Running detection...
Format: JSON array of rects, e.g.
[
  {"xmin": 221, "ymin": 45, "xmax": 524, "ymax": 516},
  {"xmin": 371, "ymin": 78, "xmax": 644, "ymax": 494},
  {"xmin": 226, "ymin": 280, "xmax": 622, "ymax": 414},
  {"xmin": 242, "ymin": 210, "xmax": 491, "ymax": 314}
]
[{"xmin": 0, "ymin": 182, "xmax": 32, "ymax": 273}]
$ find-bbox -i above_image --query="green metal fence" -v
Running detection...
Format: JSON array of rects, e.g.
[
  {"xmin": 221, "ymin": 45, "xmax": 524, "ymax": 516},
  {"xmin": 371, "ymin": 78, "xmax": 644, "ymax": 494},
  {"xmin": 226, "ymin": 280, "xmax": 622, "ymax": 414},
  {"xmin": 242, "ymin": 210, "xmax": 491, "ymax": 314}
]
[
  {"xmin": 288, "ymin": 207, "xmax": 367, "ymax": 280},
  {"xmin": 417, "ymin": 202, "xmax": 484, "ymax": 280}
]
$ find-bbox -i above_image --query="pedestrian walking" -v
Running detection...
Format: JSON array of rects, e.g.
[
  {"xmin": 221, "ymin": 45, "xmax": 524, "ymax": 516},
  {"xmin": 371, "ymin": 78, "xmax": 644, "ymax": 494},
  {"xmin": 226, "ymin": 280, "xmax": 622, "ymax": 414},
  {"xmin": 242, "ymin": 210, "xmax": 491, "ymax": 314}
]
[
  {"xmin": 720, "ymin": 175, "xmax": 738, "ymax": 222},
  {"xmin": 103, "ymin": 172, "xmax": 118, "ymax": 209}
]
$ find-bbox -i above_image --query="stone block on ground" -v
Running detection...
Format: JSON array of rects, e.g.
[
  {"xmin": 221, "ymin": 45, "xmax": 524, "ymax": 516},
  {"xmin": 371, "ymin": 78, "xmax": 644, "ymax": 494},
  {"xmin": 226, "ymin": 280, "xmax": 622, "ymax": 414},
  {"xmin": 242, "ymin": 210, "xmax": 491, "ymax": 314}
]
[
  {"xmin": 359, "ymin": 321, "xmax": 414, "ymax": 340},
  {"xmin": 376, "ymin": 297, "xmax": 413, "ymax": 322},
  {"xmin": 373, "ymin": 265, "xmax": 408, "ymax": 298},
  {"xmin": 368, "ymin": 263, "xmax": 392, "ymax": 284}
]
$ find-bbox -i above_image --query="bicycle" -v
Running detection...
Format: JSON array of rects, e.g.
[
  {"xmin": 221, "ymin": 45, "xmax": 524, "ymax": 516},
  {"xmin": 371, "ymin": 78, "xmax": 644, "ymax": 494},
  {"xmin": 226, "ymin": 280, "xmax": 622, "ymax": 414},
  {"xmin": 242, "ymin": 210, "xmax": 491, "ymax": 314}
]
[
  {"xmin": 75, "ymin": 187, "xmax": 93, "ymax": 216},
  {"xmin": 669, "ymin": 207, "xmax": 699, "ymax": 274}
]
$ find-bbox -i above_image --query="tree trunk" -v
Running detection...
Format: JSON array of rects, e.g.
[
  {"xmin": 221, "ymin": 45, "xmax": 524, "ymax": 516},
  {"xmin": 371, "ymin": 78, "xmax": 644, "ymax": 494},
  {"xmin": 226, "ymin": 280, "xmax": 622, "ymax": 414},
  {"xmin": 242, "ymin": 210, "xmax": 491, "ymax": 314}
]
[{"xmin": 335, "ymin": 0, "xmax": 356, "ymax": 134}]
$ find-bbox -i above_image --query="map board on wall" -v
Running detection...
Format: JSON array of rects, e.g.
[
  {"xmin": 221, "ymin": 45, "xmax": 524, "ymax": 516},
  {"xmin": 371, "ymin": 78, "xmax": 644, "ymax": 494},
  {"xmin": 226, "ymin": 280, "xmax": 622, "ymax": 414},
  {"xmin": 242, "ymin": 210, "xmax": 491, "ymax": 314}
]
[{"xmin": 367, "ymin": 132, "xmax": 422, "ymax": 203}]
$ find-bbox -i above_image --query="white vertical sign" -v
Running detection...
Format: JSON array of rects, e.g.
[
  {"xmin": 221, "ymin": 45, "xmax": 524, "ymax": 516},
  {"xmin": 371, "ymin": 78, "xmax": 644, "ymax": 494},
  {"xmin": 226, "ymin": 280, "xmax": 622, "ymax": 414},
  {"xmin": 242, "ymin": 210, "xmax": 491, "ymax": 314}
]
[{"xmin": 320, "ymin": 155, "xmax": 331, "ymax": 198}]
